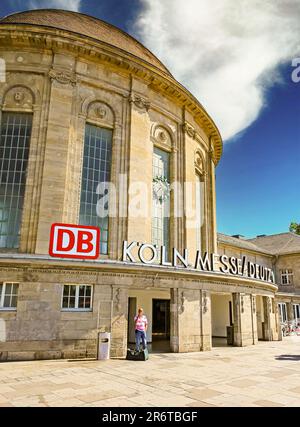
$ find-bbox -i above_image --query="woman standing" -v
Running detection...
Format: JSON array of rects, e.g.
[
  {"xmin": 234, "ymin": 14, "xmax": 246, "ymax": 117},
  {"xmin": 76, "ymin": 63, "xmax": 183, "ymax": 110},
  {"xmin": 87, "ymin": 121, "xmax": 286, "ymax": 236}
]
[{"xmin": 134, "ymin": 307, "xmax": 148, "ymax": 352}]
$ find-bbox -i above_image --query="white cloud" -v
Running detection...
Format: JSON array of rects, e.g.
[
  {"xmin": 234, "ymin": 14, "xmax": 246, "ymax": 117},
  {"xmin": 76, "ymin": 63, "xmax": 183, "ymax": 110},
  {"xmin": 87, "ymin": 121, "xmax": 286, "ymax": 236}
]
[
  {"xmin": 28, "ymin": 0, "xmax": 81, "ymax": 11},
  {"xmin": 134, "ymin": 0, "xmax": 300, "ymax": 141}
]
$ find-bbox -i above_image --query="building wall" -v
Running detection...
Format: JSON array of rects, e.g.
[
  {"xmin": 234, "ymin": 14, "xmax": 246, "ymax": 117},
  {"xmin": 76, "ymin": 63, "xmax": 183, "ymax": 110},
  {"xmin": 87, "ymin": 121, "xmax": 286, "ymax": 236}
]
[
  {"xmin": 275, "ymin": 254, "xmax": 300, "ymax": 294},
  {"xmin": 0, "ymin": 19, "xmax": 289, "ymax": 361}
]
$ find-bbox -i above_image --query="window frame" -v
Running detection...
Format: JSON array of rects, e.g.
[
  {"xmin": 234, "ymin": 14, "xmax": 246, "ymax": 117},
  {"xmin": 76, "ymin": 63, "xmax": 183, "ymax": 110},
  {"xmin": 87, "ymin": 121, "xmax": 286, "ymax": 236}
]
[
  {"xmin": 61, "ymin": 284, "xmax": 93, "ymax": 312},
  {"xmin": 0, "ymin": 112, "xmax": 33, "ymax": 249},
  {"xmin": 293, "ymin": 304, "xmax": 300, "ymax": 322},
  {"xmin": 152, "ymin": 146, "xmax": 171, "ymax": 256},
  {"xmin": 79, "ymin": 123, "xmax": 113, "ymax": 256},
  {"xmin": 280, "ymin": 269, "xmax": 293, "ymax": 285},
  {"xmin": 0, "ymin": 282, "xmax": 19, "ymax": 311},
  {"xmin": 278, "ymin": 302, "xmax": 287, "ymax": 322}
]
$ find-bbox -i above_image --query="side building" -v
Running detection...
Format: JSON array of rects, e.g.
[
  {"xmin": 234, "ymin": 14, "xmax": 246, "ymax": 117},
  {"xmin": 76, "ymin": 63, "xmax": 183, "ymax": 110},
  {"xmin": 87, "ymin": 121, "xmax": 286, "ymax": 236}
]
[{"xmin": 218, "ymin": 232, "xmax": 300, "ymax": 336}]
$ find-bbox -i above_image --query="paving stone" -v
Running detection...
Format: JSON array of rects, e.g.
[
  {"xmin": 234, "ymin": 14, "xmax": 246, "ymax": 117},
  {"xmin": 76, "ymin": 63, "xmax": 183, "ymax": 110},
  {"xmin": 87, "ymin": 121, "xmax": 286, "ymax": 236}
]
[{"xmin": 0, "ymin": 337, "xmax": 299, "ymax": 407}]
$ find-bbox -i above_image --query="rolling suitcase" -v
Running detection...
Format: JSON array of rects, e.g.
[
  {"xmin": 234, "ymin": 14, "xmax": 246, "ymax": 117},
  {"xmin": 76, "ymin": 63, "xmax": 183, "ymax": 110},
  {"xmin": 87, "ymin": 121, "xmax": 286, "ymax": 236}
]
[{"xmin": 126, "ymin": 348, "xmax": 149, "ymax": 361}]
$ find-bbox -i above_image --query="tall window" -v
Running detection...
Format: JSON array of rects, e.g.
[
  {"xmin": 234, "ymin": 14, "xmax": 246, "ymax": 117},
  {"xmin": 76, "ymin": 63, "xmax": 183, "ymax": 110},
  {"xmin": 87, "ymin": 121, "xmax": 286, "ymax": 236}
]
[
  {"xmin": 79, "ymin": 124, "xmax": 112, "ymax": 255},
  {"xmin": 0, "ymin": 113, "xmax": 32, "ymax": 248},
  {"xmin": 152, "ymin": 147, "xmax": 170, "ymax": 254},
  {"xmin": 293, "ymin": 304, "xmax": 300, "ymax": 323},
  {"xmin": 0, "ymin": 282, "xmax": 19, "ymax": 309},
  {"xmin": 278, "ymin": 303, "xmax": 287, "ymax": 323},
  {"xmin": 280, "ymin": 269, "xmax": 293, "ymax": 285},
  {"xmin": 196, "ymin": 174, "xmax": 204, "ymax": 251}
]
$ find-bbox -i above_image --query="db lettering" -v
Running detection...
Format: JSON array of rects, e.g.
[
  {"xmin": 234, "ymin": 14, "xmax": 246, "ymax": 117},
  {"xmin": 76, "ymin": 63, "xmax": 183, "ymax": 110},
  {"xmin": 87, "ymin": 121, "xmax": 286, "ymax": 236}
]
[{"xmin": 49, "ymin": 223, "xmax": 100, "ymax": 259}]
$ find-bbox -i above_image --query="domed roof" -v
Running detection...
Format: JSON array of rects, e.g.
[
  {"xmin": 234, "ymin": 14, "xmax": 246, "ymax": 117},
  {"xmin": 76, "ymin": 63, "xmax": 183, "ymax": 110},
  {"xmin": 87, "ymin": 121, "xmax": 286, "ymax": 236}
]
[{"xmin": 0, "ymin": 9, "xmax": 171, "ymax": 76}]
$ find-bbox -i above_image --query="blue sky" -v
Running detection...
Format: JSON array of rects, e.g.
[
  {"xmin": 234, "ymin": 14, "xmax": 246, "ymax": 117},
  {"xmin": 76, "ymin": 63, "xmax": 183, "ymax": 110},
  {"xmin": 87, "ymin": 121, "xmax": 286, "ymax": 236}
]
[{"xmin": 0, "ymin": 0, "xmax": 299, "ymax": 238}]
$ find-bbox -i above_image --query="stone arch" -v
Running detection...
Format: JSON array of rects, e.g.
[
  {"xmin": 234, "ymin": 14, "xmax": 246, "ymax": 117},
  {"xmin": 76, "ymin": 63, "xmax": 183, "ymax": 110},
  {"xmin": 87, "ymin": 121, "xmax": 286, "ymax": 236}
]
[
  {"xmin": 151, "ymin": 123, "xmax": 174, "ymax": 150},
  {"xmin": 81, "ymin": 92, "xmax": 121, "ymax": 127},
  {"xmin": 86, "ymin": 100, "xmax": 115, "ymax": 127},
  {"xmin": 2, "ymin": 84, "xmax": 35, "ymax": 111},
  {"xmin": 195, "ymin": 148, "xmax": 205, "ymax": 176}
]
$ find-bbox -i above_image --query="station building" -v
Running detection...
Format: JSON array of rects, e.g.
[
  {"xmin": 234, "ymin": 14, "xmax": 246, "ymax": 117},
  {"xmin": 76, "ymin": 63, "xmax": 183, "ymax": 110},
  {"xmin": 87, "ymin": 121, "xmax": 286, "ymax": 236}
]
[{"xmin": 0, "ymin": 9, "xmax": 298, "ymax": 361}]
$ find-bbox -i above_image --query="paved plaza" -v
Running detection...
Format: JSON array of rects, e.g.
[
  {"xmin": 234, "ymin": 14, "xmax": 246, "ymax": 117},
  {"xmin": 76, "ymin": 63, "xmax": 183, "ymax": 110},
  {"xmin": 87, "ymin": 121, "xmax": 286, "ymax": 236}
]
[{"xmin": 0, "ymin": 336, "xmax": 300, "ymax": 407}]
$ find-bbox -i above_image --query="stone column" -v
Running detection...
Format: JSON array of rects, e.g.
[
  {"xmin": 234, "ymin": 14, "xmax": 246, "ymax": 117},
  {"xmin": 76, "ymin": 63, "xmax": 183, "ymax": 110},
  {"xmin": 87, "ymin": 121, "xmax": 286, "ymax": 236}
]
[
  {"xmin": 232, "ymin": 293, "xmax": 255, "ymax": 346},
  {"xmin": 126, "ymin": 85, "xmax": 152, "ymax": 245},
  {"xmin": 170, "ymin": 288, "xmax": 179, "ymax": 352},
  {"xmin": 110, "ymin": 286, "xmax": 128, "ymax": 358},
  {"xmin": 263, "ymin": 296, "xmax": 275, "ymax": 341},
  {"xmin": 36, "ymin": 58, "xmax": 77, "ymax": 254},
  {"xmin": 170, "ymin": 288, "xmax": 211, "ymax": 353},
  {"xmin": 200, "ymin": 290, "xmax": 212, "ymax": 351},
  {"xmin": 286, "ymin": 302, "xmax": 294, "ymax": 323},
  {"xmin": 250, "ymin": 295, "xmax": 258, "ymax": 345}
]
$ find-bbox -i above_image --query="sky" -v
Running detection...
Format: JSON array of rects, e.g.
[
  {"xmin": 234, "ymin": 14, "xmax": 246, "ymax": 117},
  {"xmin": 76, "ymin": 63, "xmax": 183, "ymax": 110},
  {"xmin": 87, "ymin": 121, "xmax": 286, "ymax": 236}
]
[{"xmin": 0, "ymin": 0, "xmax": 299, "ymax": 238}]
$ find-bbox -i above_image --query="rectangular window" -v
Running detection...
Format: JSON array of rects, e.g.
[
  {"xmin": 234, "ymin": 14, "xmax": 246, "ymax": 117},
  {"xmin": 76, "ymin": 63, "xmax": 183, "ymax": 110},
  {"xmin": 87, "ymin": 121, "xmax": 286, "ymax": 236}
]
[
  {"xmin": 278, "ymin": 303, "xmax": 287, "ymax": 322},
  {"xmin": 61, "ymin": 285, "xmax": 93, "ymax": 311},
  {"xmin": 152, "ymin": 147, "xmax": 170, "ymax": 256},
  {"xmin": 0, "ymin": 113, "xmax": 32, "ymax": 248},
  {"xmin": 293, "ymin": 304, "xmax": 300, "ymax": 322},
  {"xmin": 0, "ymin": 282, "xmax": 19, "ymax": 309},
  {"xmin": 79, "ymin": 124, "xmax": 112, "ymax": 255},
  {"xmin": 280, "ymin": 269, "xmax": 293, "ymax": 285}
]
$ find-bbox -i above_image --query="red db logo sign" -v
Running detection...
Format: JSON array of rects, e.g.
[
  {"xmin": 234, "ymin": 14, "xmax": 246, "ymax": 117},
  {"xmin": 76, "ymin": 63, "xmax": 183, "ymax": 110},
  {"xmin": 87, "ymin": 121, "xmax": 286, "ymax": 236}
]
[{"xmin": 49, "ymin": 223, "xmax": 100, "ymax": 260}]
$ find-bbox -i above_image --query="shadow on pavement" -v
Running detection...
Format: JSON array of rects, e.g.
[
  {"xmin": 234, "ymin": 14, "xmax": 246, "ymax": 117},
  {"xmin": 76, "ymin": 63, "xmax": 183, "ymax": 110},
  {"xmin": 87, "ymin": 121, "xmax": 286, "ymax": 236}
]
[{"xmin": 275, "ymin": 355, "xmax": 300, "ymax": 361}]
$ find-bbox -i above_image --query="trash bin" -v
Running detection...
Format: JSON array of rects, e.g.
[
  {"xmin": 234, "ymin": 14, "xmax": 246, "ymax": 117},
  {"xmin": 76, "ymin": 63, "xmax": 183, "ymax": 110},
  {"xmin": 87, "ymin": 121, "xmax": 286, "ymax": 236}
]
[
  {"xmin": 226, "ymin": 326, "xmax": 234, "ymax": 345},
  {"xmin": 97, "ymin": 332, "xmax": 111, "ymax": 360}
]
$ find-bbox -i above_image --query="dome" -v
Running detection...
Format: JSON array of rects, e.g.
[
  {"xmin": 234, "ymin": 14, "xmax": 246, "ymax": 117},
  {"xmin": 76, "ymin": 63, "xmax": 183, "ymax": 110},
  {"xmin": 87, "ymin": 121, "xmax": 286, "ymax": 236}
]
[{"xmin": 0, "ymin": 9, "xmax": 171, "ymax": 76}]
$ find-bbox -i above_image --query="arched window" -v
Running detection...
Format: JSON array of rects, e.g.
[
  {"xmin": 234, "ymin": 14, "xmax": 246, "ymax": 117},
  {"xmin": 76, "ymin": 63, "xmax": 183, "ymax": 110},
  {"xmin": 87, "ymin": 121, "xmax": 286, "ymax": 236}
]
[
  {"xmin": 79, "ymin": 124, "xmax": 112, "ymax": 255},
  {"xmin": 195, "ymin": 173, "xmax": 205, "ymax": 252},
  {"xmin": 152, "ymin": 146, "xmax": 170, "ymax": 256},
  {"xmin": 0, "ymin": 112, "xmax": 32, "ymax": 248}
]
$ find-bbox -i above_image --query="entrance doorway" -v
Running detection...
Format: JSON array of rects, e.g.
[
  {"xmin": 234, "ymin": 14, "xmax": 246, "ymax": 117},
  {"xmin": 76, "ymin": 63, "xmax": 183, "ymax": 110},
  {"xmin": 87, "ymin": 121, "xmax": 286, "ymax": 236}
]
[
  {"xmin": 152, "ymin": 299, "xmax": 170, "ymax": 340},
  {"xmin": 127, "ymin": 289, "xmax": 171, "ymax": 353},
  {"xmin": 152, "ymin": 299, "xmax": 170, "ymax": 352},
  {"xmin": 211, "ymin": 293, "xmax": 233, "ymax": 347}
]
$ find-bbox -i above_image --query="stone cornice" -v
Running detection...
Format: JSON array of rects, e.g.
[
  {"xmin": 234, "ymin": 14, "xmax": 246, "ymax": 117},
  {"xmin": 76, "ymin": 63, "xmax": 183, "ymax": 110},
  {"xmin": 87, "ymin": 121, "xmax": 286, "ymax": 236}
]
[
  {"xmin": 0, "ymin": 25, "xmax": 223, "ymax": 164},
  {"xmin": 0, "ymin": 256, "xmax": 277, "ymax": 293}
]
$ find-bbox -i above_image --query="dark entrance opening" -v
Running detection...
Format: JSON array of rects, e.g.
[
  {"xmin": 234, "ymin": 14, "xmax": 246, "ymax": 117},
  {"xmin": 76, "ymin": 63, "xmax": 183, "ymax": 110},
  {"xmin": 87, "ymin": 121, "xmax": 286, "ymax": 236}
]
[{"xmin": 152, "ymin": 299, "xmax": 170, "ymax": 340}]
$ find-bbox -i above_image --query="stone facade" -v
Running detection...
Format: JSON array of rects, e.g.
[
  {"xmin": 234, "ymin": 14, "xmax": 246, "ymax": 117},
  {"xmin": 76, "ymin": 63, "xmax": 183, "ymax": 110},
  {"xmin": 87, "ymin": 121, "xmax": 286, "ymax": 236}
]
[{"xmin": 0, "ymin": 10, "xmax": 292, "ymax": 361}]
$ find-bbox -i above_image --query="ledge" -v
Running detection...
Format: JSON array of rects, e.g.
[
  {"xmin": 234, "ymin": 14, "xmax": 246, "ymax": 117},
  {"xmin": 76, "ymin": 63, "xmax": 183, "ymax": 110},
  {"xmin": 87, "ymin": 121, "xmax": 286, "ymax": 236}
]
[{"xmin": 0, "ymin": 253, "xmax": 278, "ymax": 293}]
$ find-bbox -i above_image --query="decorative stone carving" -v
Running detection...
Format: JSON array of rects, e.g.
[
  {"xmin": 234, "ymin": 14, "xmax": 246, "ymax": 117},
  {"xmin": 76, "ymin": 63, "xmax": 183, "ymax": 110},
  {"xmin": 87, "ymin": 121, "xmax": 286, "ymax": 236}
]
[
  {"xmin": 14, "ymin": 91, "xmax": 25, "ymax": 103},
  {"xmin": 241, "ymin": 294, "xmax": 245, "ymax": 313},
  {"xmin": 87, "ymin": 101, "xmax": 114, "ymax": 125},
  {"xmin": 3, "ymin": 85, "xmax": 34, "ymax": 110},
  {"xmin": 49, "ymin": 68, "xmax": 77, "ymax": 86},
  {"xmin": 97, "ymin": 107, "xmax": 107, "ymax": 119},
  {"xmin": 195, "ymin": 149, "xmax": 205, "ymax": 175},
  {"xmin": 115, "ymin": 288, "xmax": 121, "ymax": 311},
  {"xmin": 202, "ymin": 291, "xmax": 208, "ymax": 314},
  {"xmin": 183, "ymin": 122, "xmax": 196, "ymax": 139},
  {"xmin": 183, "ymin": 121, "xmax": 206, "ymax": 147},
  {"xmin": 158, "ymin": 130, "xmax": 167, "ymax": 142},
  {"xmin": 178, "ymin": 291, "xmax": 185, "ymax": 314},
  {"xmin": 129, "ymin": 93, "xmax": 151, "ymax": 112},
  {"xmin": 152, "ymin": 124, "xmax": 173, "ymax": 150}
]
